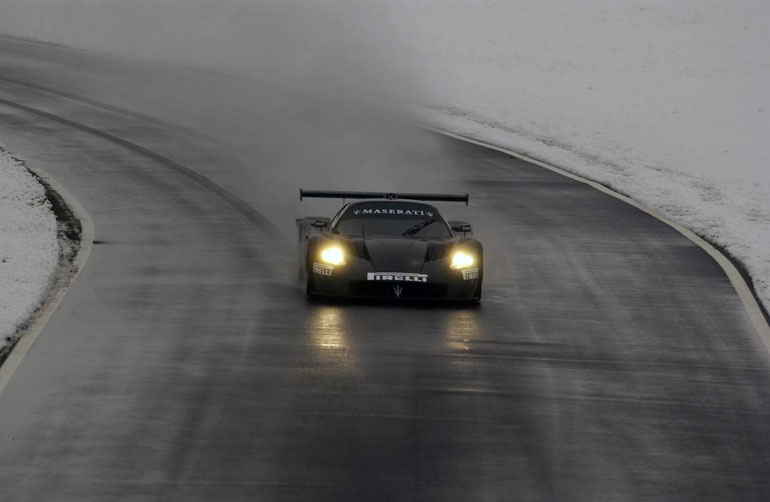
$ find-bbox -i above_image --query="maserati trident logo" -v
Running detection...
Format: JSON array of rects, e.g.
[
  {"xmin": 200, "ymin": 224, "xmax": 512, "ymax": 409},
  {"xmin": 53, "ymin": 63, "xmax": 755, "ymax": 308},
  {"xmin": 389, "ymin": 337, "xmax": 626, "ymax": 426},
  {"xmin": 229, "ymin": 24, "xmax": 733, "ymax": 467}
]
[{"xmin": 394, "ymin": 285, "xmax": 403, "ymax": 298}]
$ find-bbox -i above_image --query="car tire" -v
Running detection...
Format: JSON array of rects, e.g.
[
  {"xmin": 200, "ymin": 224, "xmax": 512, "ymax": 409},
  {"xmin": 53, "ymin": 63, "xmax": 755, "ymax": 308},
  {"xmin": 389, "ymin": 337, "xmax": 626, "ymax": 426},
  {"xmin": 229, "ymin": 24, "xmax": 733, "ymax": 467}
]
[{"xmin": 306, "ymin": 274, "xmax": 317, "ymax": 299}]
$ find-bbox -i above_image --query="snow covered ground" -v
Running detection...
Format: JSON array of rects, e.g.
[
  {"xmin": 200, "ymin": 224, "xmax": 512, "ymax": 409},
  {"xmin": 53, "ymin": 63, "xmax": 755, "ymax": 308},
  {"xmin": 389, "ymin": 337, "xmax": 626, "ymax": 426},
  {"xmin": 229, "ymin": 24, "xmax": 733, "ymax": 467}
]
[
  {"xmin": 0, "ymin": 1, "xmax": 767, "ymax": 311},
  {"xmin": 0, "ymin": 149, "xmax": 58, "ymax": 353}
]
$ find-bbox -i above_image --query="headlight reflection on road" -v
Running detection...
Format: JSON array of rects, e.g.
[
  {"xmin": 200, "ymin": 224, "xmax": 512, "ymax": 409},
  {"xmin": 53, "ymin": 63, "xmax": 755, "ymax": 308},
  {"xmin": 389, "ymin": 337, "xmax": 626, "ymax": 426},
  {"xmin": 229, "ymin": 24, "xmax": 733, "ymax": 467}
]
[
  {"xmin": 308, "ymin": 306, "xmax": 356, "ymax": 370},
  {"xmin": 444, "ymin": 308, "xmax": 482, "ymax": 352}
]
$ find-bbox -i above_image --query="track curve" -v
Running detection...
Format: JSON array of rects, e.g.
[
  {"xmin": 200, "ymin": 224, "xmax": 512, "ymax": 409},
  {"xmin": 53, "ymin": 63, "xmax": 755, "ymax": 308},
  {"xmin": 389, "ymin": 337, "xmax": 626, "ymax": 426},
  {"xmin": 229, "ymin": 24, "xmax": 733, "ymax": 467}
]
[
  {"xmin": 0, "ymin": 38, "xmax": 769, "ymax": 501},
  {"xmin": 0, "ymin": 96, "xmax": 284, "ymax": 241}
]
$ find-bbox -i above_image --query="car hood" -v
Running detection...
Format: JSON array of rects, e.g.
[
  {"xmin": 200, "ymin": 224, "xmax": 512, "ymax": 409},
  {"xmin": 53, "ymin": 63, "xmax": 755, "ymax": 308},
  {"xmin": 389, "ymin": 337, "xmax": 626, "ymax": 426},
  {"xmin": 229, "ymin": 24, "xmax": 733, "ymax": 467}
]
[{"xmin": 343, "ymin": 236, "xmax": 459, "ymax": 273}]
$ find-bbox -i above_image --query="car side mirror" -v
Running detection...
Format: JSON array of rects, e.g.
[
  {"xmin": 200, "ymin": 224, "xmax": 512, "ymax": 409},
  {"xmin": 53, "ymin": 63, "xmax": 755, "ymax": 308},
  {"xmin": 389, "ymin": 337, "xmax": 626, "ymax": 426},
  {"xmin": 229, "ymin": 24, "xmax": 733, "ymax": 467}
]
[
  {"xmin": 311, "ymin": 219, "xmax": 330, "ymax": 230},
  {"xmin": 449, "ymin": 220, "xmax": 472, "ymax": 236}
]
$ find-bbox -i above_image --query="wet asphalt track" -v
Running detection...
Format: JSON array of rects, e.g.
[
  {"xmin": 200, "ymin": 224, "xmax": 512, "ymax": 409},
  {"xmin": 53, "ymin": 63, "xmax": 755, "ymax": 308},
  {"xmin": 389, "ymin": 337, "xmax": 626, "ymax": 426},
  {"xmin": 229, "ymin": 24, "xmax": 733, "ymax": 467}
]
[{"xmin": 0, "ymin": 38, "xmax": 769, "ymax": 501}]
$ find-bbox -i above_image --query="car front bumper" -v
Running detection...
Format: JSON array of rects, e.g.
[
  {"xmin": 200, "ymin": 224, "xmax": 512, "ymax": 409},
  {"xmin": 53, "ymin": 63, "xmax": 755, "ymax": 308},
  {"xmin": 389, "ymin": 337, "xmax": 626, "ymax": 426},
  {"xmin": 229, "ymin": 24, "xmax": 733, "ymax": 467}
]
[{"xmin": 308, "ymin": 263, "xmax": 482, "ymax": 301}]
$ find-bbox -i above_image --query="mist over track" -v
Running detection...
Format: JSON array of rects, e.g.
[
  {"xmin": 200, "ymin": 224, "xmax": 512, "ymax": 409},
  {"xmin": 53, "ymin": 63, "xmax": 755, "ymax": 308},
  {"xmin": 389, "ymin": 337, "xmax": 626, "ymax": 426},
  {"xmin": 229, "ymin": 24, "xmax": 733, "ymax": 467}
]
[{"xmin": 0, "ymin": 39, "xmax": 769, "ymax": 501}]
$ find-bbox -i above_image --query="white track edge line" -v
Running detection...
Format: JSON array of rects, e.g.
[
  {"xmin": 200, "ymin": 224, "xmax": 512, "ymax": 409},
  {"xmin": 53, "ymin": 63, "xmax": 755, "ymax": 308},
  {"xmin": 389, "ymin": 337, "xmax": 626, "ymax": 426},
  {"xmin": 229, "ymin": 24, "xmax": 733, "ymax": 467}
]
[
  {"xmin": 0, "ymin": 167, "xmax": 94, "ymax": 395},
  {"xmin": 425, "ymin": 125, "xmax": 770, "ymax": 355}
]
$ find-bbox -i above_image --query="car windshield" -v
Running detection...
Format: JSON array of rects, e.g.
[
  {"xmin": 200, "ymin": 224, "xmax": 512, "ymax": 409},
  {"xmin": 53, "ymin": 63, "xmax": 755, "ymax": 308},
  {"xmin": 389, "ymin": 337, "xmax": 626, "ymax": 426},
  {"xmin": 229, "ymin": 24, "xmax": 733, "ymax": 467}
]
[{"xmin": 333, "ymin": 201, "xmax": 452, "ymax": 238}]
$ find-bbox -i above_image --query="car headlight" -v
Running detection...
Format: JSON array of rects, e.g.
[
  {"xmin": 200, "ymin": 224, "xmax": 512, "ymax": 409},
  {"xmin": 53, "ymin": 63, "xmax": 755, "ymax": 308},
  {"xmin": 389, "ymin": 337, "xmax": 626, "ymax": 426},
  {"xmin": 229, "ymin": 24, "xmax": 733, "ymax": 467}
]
[
  {"xmin": 450, "ymin": 250, "xmax": 474, "ymax": 269},
  {"xmin": 319, "ymin": 245, "xmax": 345, "ymax": 266}
]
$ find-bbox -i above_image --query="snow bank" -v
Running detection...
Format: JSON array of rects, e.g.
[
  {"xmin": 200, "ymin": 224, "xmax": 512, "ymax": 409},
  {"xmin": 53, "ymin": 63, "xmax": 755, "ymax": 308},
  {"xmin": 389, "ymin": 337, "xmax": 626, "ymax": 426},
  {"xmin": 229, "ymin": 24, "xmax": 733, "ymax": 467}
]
[
  {"xmin": 0, "ymin": 149, "xmax": 58, "ymax": 352},
  {"xmin": 0, "ymin": 1, "xmax": 767, "ymax": 311}
]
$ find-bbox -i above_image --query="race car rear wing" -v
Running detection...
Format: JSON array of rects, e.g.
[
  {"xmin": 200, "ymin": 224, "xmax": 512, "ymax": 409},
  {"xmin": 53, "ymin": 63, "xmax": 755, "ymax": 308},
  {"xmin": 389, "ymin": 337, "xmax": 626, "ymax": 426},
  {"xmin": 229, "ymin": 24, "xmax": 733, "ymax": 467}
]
[{"xmin": 300, "ymin": 189, "xmax": 469, "ymax": 205}]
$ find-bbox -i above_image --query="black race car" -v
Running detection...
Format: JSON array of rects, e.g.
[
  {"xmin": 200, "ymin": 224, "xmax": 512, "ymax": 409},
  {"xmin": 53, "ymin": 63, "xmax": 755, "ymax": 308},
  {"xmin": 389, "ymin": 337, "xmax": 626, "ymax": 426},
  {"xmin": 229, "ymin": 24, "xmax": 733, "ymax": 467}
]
[{"xmin": 297, "ymin": 190, "xmax": 482, "ymax": 301}]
